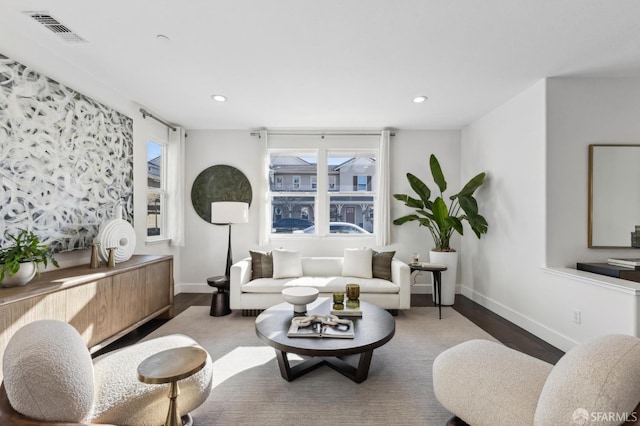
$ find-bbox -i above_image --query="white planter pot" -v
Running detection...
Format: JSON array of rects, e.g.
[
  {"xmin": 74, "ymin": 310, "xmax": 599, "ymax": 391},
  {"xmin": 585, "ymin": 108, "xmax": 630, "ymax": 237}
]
[
  {"xmin": 429, "ymin": 251, "xmax": 458, "ymax": 306},
  {"xmin": 0, "ymin": 261, "xmax": 37, "ymax": 287}
]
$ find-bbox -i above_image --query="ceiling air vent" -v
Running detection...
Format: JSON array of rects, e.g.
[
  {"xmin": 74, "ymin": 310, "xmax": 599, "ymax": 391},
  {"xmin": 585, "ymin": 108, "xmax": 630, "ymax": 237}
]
[{"xmin": 23, "ymin": 11, "xmax": 87, "ymax": 43}]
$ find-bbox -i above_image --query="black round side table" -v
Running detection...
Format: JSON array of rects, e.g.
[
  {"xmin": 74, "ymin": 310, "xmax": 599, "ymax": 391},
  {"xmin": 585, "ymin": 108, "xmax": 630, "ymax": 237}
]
[
  {"xmin": 206, "ymin": 275, "xmax": 231, "ymax": 316},
  {"xmin": 409, "ymin": 263, "xmax": 447, "ymax": 319}
]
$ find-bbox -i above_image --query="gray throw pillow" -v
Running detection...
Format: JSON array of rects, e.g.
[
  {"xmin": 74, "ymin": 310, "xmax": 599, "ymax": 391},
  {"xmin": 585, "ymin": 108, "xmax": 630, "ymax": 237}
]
[
  {"xmin": 250, "ymin": 251, "xmax": 273, "ymax": 279},
  {"xmin": 372, "ymin": 250, "xmax": 395, "ymax": 280}
]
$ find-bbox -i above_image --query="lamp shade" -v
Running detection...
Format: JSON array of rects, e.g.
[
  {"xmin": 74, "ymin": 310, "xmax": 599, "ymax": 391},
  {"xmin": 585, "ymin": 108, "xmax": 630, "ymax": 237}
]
[{"xmin": 211, "ymin": 201, "xmax": 249, "ymax": 224}]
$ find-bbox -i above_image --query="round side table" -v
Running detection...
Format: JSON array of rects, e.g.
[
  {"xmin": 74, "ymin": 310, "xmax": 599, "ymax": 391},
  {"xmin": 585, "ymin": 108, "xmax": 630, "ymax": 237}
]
[
  {"xmin": 409, "ymin": 263, "xmax": 447, "ymax": 319},
  {"xmin": 207, "ymin": 275, "xmax": 231, "ymax": 316},
  {"xmin": 137, "ymin": 346, "xmax": 207, "ymax": 426}
]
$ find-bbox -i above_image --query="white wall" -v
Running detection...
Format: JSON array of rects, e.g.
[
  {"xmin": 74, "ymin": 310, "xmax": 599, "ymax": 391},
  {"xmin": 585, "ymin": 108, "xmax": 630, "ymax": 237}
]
[
  {"xmin": 461, "ymin": 80, "xmax": 555, "ymax": 340},
  {"xmin": 546, "ymin": 78, "xmax": 640, "ymax": 265},
  {"xmin": 0, "ymin": 46, "xmax": 181, "ymax": 285},
  {"xmin": 180, "ymin": 129, "xmax": 461, "ymax": 291},
  {"xmin": 462, "ymin": 78, "xmax": 640, "ymax": 352}
]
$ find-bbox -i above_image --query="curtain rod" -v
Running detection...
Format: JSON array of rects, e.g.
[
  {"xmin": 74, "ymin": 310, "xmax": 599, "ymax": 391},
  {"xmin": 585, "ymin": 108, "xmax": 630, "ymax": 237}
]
[
  {"xmin": 250, "ymin": 131, "xmax": 395, "ymax": 137},
  {"xmin": 139, "ymin": 108, "xmax": 177, "ymax": 131}
]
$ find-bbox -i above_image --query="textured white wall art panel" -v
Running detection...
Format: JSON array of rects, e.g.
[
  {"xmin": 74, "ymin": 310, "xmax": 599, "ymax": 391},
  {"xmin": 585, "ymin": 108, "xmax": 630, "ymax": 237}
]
[{"xmin": 0, "ymin": 53, "xmax": 133, "ymax": 252}]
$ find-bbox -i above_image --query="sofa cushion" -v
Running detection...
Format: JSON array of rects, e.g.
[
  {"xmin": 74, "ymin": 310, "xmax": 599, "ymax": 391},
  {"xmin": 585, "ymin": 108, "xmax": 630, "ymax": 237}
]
[
  {"xmin": 272, "ymin": 249, "xmax": 303, "ymax": 279},
  {"xmin": 242, "ymin": 276, "xmax": 400, "ymax": 293},
  {"xmin": 372, "ymin": 250, "xmax": 395, "ymax": 280},
  {"xmin": 342, "ymin": 248, "xmax": 373, "ymax": 278},
  {"xmin": 250, "ymin": 250, "xmax": 273, "ymax": 279},
  {"xmin": 301, "ymin": 257, "xmax": 343, "ymax": 276},
  {"xmin": 534, "ymin": 334, "xmax": 640, "ymax": 426}
]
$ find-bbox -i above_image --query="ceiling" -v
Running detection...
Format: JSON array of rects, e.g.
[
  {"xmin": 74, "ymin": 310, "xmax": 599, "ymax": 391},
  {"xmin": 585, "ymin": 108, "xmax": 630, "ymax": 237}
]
[{"xmin": 1, "ymin": 1, "xmax": 640, "ymax": 130}]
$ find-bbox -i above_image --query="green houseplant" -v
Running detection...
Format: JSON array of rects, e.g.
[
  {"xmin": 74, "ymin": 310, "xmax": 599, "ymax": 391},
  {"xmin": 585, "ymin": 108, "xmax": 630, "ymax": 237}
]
[
  {"xmin": 393, "ymin": 154, "xmax": 488, "ymax": 251},
  {"xmin": 0, "ymin": 229, "xmax": 59, "ymax": 286},
  {"xmin": 393, "ymin": 154, "xmax": 488, "ymax": 305}
]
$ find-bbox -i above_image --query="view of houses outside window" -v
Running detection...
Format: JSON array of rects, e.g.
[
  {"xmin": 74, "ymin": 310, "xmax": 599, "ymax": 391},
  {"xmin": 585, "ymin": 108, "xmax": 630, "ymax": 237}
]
[
  {"xmin": 147, "ymin": 140, "xmax": 166, "ymax": 238},
  {"xmin": 268, "ymin": 150, "xmax": 376, "ymax": 235},
  {"xmin": 327, "ymin": 151, "xmax": 375, "ymax": 233}
]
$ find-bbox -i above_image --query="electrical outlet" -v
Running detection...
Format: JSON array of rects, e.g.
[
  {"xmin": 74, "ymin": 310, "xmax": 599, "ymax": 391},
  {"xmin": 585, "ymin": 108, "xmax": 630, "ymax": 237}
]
[{"xmin": 573, "ymin": 309, "xmax": 581, "ymax": 324}]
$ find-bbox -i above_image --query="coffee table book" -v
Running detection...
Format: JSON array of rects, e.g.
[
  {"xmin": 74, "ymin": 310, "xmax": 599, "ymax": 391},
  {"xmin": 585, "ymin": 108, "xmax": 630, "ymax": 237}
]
[
  {"xmin": 607, "ymin": 258, "xmax": 640, "ymax": 268},
  {"xmin": 330, "ymin": 306, "xmax": 363, "ymax": 317},
  {"xmin": 287, "ymin": 320, "xmax": 355, "ymax": 339}
]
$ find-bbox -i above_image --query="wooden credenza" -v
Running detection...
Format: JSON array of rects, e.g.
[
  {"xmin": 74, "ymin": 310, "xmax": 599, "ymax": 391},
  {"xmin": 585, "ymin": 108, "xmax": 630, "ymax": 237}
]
[{"xmin": 0, "ymin": 255, "xmax": 174, "ymax": 382}]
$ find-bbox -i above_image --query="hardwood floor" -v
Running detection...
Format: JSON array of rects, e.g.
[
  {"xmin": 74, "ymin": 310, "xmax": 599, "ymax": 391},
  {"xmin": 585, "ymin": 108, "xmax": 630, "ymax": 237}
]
[
  {"xmin": 96, "ymin": 293, "xmax": 565, "ymax": 364},
  {"xmin": 412, "ymin": 294, "xmax": 564, "ymax": 364}
]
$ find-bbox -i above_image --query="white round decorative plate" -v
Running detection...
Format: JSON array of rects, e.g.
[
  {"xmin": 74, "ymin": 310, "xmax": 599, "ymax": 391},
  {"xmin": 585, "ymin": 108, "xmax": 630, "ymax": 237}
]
[{"xmin": 96, "ymin": 219, "xmax": 136, "ymax": 263}]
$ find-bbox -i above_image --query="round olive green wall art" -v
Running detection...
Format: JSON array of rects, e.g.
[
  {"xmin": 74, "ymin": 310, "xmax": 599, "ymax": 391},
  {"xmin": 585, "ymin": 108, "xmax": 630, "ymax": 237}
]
[{"xmin": 191, "ymin": 165, "xmax": 253, "ymax": 223}]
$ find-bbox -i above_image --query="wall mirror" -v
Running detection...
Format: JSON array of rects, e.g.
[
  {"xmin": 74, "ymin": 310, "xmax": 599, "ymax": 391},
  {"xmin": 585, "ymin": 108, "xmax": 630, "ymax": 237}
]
[{"xmin": 589, "ymin": 144, "xmax": 640, "ymax": 248}]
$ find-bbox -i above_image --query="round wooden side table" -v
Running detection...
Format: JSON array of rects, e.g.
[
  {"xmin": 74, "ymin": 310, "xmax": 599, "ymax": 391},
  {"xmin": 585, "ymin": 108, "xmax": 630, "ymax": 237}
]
[{"xmin": 137, "ymin": 346, "xmax": 208, "ymax": 426}]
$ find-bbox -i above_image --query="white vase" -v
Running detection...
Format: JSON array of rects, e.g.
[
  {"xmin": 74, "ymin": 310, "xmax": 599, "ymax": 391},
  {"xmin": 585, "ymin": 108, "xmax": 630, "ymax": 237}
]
[
  {"xmin": 0, "ymin": 261, "xmax": 37, "ymax": 287},
  {"xmin": 429, "ymin": 251, "xmax": 458, "ymax": 306}
]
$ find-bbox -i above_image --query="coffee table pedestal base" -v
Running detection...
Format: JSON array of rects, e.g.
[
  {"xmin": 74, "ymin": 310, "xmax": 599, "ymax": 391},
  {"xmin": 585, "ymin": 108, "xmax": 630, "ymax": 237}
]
[{"xmin": 275, "ymin": 350, "xmax": 373, "ymax": 383}]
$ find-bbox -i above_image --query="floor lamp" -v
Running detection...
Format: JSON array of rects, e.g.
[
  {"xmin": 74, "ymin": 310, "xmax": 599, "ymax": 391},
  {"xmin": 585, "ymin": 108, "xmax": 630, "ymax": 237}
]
[{"xmin": 211, "ymin": 201, "xmax": 249, "ymax": 277}]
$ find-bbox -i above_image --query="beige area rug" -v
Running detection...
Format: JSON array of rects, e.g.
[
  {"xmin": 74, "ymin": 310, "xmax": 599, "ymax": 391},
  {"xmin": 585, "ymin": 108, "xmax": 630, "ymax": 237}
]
[{"xmin": 144, "ymin": 306, "xmax": 497, "ymax": 426}]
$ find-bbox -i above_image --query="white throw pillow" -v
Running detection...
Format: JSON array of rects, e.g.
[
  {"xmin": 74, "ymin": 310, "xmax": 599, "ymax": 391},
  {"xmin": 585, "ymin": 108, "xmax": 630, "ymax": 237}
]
[
  {"xmin": 272, "ymin": 249, "xmax": 303, "ymax": 279},
  {"xmin": 342, "ymin": 248, "xmax": 373, "ymax": 278}
]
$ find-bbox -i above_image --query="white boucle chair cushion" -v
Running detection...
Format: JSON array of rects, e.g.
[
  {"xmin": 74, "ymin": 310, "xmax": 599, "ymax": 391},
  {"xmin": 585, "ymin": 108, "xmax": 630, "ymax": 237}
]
[
  {"xmin": 534, "ymin": 334, "xmax": 640, "ymax": 426},
  {"xmin": 342, "ymin": 248, "xmax": 373, "ymax": 278},
  {"xmin": 91, "ymin": 333, "xmax": 213, "ymax": 425},
  {"xmin": 2, "ymin": 319, "xmax": 95, "ymax": 422},
  {"xmin": 272, "ymin": 248, "xmax": 303, "ymax": 278},
  {"xmin": 433, "ymin": 339, "xmax": 553, "ymax": 426}
]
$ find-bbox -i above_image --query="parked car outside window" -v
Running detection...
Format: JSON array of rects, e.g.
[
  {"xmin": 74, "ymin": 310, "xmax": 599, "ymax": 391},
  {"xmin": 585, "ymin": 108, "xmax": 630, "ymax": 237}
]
[
  {"xmin": 299, "ymin": 222, "xmax": 370, "ymax": 234},
  {"xmin": 271, "ymin": 218, "xmax": 314, "ymax": 233}
]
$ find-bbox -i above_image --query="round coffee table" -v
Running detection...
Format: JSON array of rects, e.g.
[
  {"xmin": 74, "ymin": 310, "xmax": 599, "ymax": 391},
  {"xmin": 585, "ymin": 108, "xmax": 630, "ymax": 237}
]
[{"xmin": 255, "ymin": 298, "xmax": 395, "ymax": 383}]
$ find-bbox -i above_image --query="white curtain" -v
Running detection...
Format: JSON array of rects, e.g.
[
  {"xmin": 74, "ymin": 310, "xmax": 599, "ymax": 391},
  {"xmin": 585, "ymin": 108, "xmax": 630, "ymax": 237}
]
[
  {"xmin": 258, "ymin": 130, "xmax": 271, "ymax": 246},
  {"xmin": 167, "ymin": 126, "xmax": 186, "ymax": 246},
  {"xmin": 375, "ymin": 129, "xmax": 391, "ymax": 246}
]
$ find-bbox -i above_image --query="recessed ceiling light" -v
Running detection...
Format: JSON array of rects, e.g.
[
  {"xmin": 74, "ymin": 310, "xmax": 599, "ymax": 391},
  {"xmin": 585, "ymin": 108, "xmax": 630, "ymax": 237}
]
[
  {"xmin": 412, "ymin": 96, "xmax": 428, "ymax": 103},
  {"xmin": 156, "ymin": 34, "xmax": 170, "ymax": 42},
  {"xmin": 211, "ymin": 94, "xmax": 227, "ymax": 102}
]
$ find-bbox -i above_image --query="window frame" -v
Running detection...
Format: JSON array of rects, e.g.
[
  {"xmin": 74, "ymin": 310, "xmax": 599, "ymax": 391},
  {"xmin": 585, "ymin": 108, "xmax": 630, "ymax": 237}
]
[
  {"xmin": 267, "ymin": 146, "xmax": 377, "ymax": 239},
  {"xmin": 146, "ymin": 139, "xmax": 168, "ymax": 242}
]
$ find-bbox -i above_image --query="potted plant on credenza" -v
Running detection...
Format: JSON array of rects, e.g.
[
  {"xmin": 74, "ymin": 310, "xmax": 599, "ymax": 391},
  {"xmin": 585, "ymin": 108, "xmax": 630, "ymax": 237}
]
[
  {"xmin": 0, "ymin": 229, "xmax": 59, "ymax": 287},
  {"xmin": 393, "ymin": 154, "xmax": 488, "ymax": 305}
]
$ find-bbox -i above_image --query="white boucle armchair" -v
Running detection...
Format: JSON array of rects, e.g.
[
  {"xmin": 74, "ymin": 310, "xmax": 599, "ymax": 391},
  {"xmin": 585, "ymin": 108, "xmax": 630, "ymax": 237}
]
[
  {"xmin": 1, "ymin": 320, "xmax": 213, "ymax": 425},
  {"xmin": 433, "ymin": 335, "xmax": 640, "ymax": 426}
]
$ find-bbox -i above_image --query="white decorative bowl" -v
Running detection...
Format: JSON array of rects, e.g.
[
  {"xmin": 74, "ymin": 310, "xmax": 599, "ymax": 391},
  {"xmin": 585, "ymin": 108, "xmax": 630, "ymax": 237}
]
[{"xmin": 282, "ymin": 287, "xmax": 319, "ymax": 314}]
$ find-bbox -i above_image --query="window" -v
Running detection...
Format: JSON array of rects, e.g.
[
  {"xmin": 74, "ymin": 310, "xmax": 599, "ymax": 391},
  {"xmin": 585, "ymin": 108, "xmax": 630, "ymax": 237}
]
[
  {"xmin": 269, "ymin": 151, "xmax": 317, "ymax": 234},
  {"xmin": 146, "ymin": 140, "xmax": 167, "ymax": 239},
  {"xmin": 267, "ymin": 146, "xmax": 376, "ymax": 236},
  {"xmin": 328, "ymin": 151, "xmax": 376, "ymax": 234},
  {"xmin": 328, "ymin": 175, "xmax": 337, "ymax": 190}
]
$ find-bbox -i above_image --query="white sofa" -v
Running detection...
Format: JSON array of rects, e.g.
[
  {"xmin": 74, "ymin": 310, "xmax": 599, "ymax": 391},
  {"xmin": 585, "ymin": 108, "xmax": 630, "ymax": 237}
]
[{"xmin": 230, "ymin": 256, "xmax": 411, "ymax": 314}]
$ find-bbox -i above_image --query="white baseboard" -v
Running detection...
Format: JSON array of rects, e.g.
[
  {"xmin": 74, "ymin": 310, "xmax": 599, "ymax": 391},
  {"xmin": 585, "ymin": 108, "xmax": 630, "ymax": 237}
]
[
  {"xmin": 176, "ymin": 282, "xmax": 213, "ymax": 294},
  {"xmin": 411, "ymin": 283, "xmax": 463, "ymax": 295},
  {"xmin": 411, "ymin": 283, "xmax": 430, "ymax": 294},
  {"xmin": 460, "ymin": 285, "xmax": 577, "ymax": 352}
]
